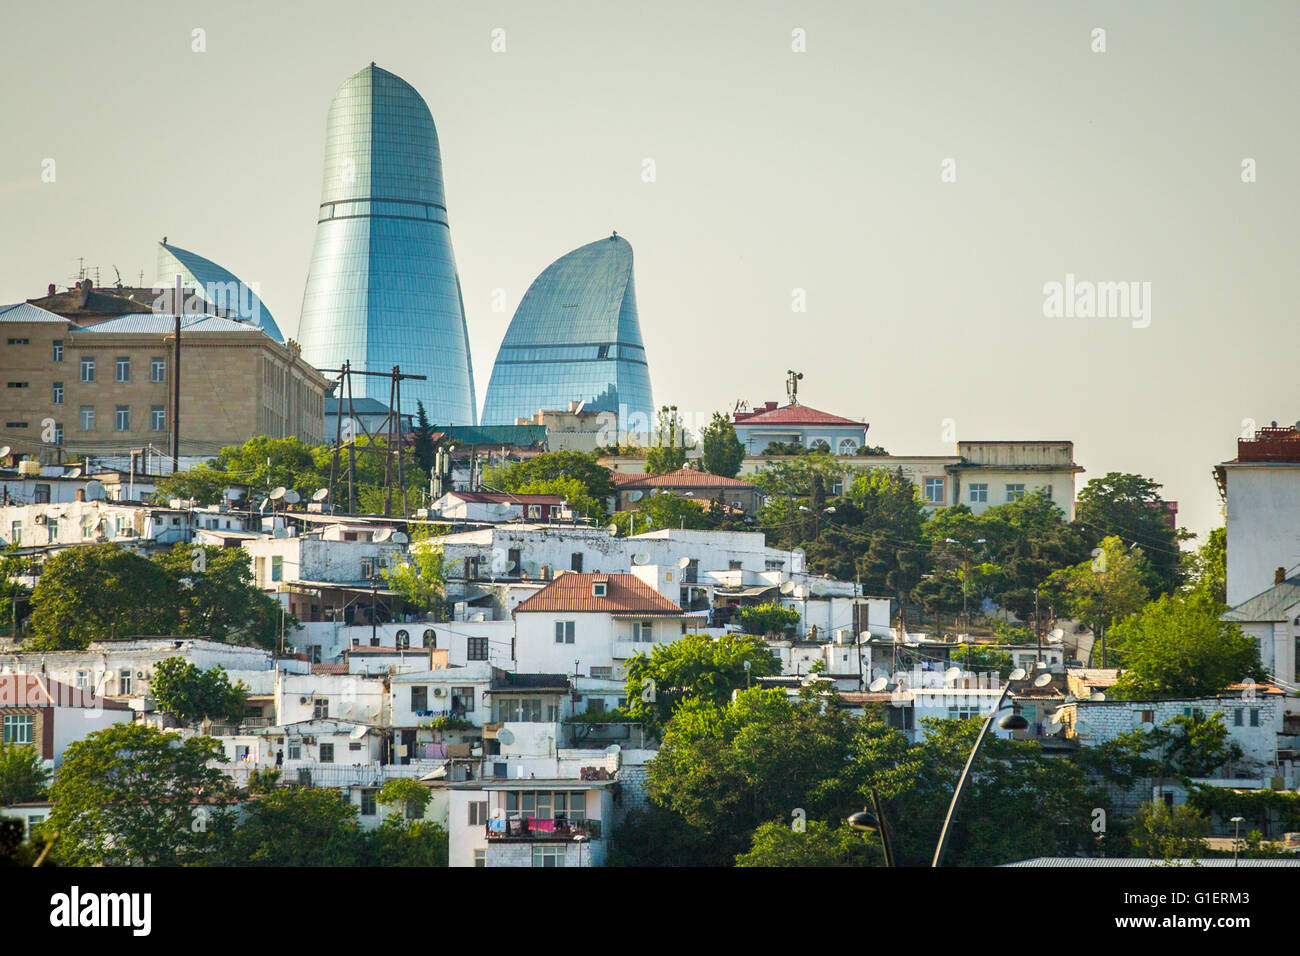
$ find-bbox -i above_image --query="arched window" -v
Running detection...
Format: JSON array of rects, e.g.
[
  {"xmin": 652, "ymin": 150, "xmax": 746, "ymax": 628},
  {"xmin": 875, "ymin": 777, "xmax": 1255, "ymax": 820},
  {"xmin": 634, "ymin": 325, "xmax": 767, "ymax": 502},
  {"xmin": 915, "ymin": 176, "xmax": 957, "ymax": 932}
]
[
  {"xmin": 396, "ymin": 629, "xmax": 410, "ymax": 650},
  {"xmin": 810, "ymin": 439, "xmax": 830, "ymax": 453},
  {"xmin": 838, "ymin": 438, "xmax": 859, "ymax": 456},
  {"xmin": 422, "ymin": 629, "xmax": 436, "ymax": 649}
]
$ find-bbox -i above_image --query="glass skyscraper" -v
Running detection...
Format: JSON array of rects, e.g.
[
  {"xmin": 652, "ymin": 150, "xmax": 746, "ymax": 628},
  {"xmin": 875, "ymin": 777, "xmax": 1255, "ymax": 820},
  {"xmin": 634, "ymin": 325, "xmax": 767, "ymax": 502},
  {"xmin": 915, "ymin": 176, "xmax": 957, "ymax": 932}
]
[
  {"xmin": 480, "ymin": 234, "xmax": 653, "ymax": 435},
  {"xmin": 157, "ymin": 241, "xmax": 283, "ymax": 341},
  {"xmin": 297, "ymin": 63, "xmax": 476, "ymax": 424}
]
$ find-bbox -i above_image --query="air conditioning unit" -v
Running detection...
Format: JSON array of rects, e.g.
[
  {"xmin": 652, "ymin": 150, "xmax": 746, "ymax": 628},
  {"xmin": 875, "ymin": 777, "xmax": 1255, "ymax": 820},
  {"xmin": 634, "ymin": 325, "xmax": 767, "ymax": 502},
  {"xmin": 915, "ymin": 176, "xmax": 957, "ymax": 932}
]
[
  {"xmin": 303, "ymin": 736, "xmax": 316, "ymax": 745},
  {"xmin": 433, "ymin": 687, "xmax": 445, "ymax": 696},
  {"xmin": 300, "ymin": 696, "xmax": 310, "ymax": 704},
  {"xmin": 136, "ymin": 671, "xmax": 146, "ymax": 679}
]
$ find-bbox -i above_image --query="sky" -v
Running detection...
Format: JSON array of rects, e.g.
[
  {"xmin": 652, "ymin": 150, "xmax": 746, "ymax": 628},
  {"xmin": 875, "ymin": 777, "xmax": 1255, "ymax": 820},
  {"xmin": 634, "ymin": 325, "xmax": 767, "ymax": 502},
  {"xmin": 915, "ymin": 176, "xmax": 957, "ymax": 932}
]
[{"xmin": 1, "ymin": 0, "xmax": 1297, "ymax": 541}]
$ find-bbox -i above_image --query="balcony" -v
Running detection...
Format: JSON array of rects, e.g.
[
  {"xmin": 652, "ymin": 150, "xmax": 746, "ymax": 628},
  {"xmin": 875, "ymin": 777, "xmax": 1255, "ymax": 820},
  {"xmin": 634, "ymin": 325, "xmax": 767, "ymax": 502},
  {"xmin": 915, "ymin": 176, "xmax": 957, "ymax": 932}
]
[{"xmin": 486, "ymin": 817, "xmax": 602, "ymax": 842}]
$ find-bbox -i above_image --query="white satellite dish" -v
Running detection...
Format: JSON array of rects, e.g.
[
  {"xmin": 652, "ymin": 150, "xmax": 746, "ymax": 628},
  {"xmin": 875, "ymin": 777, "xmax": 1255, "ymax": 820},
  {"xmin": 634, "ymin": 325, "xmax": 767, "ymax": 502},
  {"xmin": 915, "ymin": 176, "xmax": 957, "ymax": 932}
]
[
  {"xmin": 65, "ymin": 467, "xmax": 82, "ymax": 478},
  {"xmin": 943, "ymin": 666, "xmax": 962, "ymax": 684},
  {"xmin": 225, "ymin": 487, "xmax": 245, "ymax": 501},
  {"xmin": 283, "ymin": 489, "xmax": 301, "ymax": 504},
  {"xmin": 868, "ymin": 676, "xmax": 889, "ymax": 693},
  {"xmin": 0, "ymin": 446, "xmax": 10, "ymax": 459},
  {"xmin": 349, "ymin": 725, "xmax": 368, "ymax": 740},
  {"xmin": 631, "ymin": 552, "xmax": 650, "ymax": 565},
  {"xmin": 677, "ymin": 556, "xmax": 691, "ymax": 569},
  {"xmin": 497, "ymin": 728, "xmax": 515, "ymax": 746},
  {"xmin": 604, "ymin": 744, "xmax": 622, "ymax": 756},
  {"xmin": 1091, "ymin": 692, "xmax": 1106, "ymax": 702},
  {"xmin": 607, "ymin": 523, "xmax": 620, "ymax": 536},
  {"xmin": 1034, "ymin": 672, "xmax": 1053, "ymax": 688},
  {"xmin": 272, "ymin": 527, "xmax": 289, "ymax": 539},
  {"xmin": 311, "ymin": 488, "xmax": 329, "ymax": 502},
  {"xmin": 780, "ymin": 581, "xmax": 796, "ymax": 595},
  {"xmin": 392, "ymin": 532, "xmax": 409, "ymax": 544},
  {"xmin": 84, "ymin": 480, "xmax": 106, "ymax": 501},
  {"xmin": 1008, "ymin": 667, "xmax": 1028, "ymax": 682},
  {"xmin": 270, "ymin": 486, "xmax": 287, "ymax": 501},
  {"xmin": 628, "ymin": 490, "xmax": 644, "ymax": 502},
  {"xmin": 1049, "ymin": 628, "xmax": 1065, "ymax": 642}
]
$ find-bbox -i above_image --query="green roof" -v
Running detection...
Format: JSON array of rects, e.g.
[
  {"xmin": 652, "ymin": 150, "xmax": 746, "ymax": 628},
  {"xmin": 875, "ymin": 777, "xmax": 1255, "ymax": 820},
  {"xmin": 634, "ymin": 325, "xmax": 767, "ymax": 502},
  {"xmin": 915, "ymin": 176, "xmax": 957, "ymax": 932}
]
[
  {"xmin": 1222, "ymin": 577, "xmax": 1300, "ymax": 623},
  {"xmin": 441, "ymin": 424, "xmax": 546, "ymax": 447}
]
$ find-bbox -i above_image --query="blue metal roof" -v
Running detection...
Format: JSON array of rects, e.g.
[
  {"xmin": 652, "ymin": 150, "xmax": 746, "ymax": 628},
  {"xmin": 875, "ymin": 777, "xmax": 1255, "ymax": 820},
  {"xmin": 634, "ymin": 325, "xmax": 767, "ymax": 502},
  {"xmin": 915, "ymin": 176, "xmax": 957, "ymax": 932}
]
[
  {"xmin": 0, "ymin": 302, "xmax": 68, "ymax": 323},
  {"xmin": 157, "ymin": 241, "xmax": 284, "ymax": 341},
  {"xmin": 78, "ymin": 314, "xmax": 267, "ymax": 335}
]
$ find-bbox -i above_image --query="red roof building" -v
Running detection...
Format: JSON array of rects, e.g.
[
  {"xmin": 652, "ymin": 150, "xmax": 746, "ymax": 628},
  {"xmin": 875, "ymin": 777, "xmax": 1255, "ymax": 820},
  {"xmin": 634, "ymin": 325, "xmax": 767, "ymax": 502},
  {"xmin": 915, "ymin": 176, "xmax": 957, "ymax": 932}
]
[
  {"xmin": 732, "ymin": 401, "xmax": 868, "ymax": 455},
  {"xmin": 514, "ymin": 573, "xmax": 684, "ymax": 616}
]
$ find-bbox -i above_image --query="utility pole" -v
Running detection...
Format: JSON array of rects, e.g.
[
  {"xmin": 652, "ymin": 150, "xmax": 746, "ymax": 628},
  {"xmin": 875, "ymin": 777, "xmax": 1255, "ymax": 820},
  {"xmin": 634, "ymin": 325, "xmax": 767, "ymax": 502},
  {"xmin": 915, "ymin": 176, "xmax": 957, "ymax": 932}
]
[{"xmin": 171, "ymin": 275, "xmax": 182, "ymax": 472}]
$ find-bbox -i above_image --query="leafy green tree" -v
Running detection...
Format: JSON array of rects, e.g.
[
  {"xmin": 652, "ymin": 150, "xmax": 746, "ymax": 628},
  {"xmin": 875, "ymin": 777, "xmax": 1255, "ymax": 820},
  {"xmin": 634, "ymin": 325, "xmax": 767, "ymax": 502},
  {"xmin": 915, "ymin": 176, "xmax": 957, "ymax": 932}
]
[
  {"xmin": 625, "ymin": 633, "xmax": 780, "ymax": 733},
  {"xmin": 228, "ymin": 787, "xmax": 362, "ymax": 865},
  {"xmin": 1075, "ymin": 472, "xmax": 1186, "ymax": 595},
  {"xmin": 1185, "ymin": 527, "xmax": 1226, "ymax": 605},
  {"xmin": 1153, "ymin": 712, "xmax": 1244, "ymax": 779},
  {"xmin": 1045, "ymin": 535, "xmax": 1151, "ymax": 664},
  {"xmin": 27, "ymin": 543, "xmax": 178, "ymax": 649},
  {"xmin": 1109, "ymin": 591, "xmax": 1265, "ymax": 698},
  {"xmin": 377, "ymin": 777, "xmax": 431, "ymax": 820},
  {"xmin": 154, "ymin": 543, "xmax": 284, "ymax": 647},
  {"xmin": 978, "ymin": 491, "xmax": 1089, "ymax": 621},
  {"xmin": 0, "ymin": 743, "xmax": 49, "ymax": 805},
  {"xmin": 516, "ymin": 475, "xmax": 607, "ymax": 522},
  {"xmin": 625, "ymin": 493, "xmax": 712, "ymax": 534},
  {"xmin": 645, "ymin": 405, "xmax": 692, "ymax": 473},
  {"xmin": 949, "ymin": 643, "xmax": 1014, "ymax": 679},
  {"xmin": 362, "ymin": 817, "xmax": 449, "ymax": 866},
  {"xmin": 736, "ymin": 820, "xmax": 880, "ymax": 867},
  {"xmin": 737, "ymin": 601, "xmax": 800, "ymax": 636},
  {"xmin": 150, "ymin": 657, "xmax": 248, "ymax": 723},
  {"xmin": 383, "ymin": 525, "xmax": 448, "ymax": 618},
  {"xmin": 700, "ymin": 411, "xmax": 744, "ymax": 479},
  {"xmin": 412, "ymin": 400, "xmax": 437, "ymax": 478},
  {"xmin": 47, "ymin": 723, "xmax": 235, "ymax": 866},
  {"xmin": 486, "ymin": 450, "xmax": 615, "ymax": 503},
  {"xmin": 155, "ymin": 435, "xmax": 320, "ymax": 506},
  {"xmin": 1127, "ymin": 801, "xmax": 1209, "ymax": 860}
]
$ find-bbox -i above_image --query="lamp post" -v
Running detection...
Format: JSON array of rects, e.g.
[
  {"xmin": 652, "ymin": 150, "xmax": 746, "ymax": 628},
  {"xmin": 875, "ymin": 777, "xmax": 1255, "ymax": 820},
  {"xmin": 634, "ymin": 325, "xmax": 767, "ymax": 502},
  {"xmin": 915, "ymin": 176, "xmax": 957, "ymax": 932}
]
[
  {"xmin": 932, "ymin": 667, "xmax": 1028, "ymax": 867},
  {"xmin": 1230, "ymin": 815, "xmax": 1245, "ymax": 867},
  {"xmin": 574, "ymin": 833, "xmax": 588, "ymax": 868},
  {"xmin": 847, "ymin": 787, "xmax": 895, "ymax": 867}
]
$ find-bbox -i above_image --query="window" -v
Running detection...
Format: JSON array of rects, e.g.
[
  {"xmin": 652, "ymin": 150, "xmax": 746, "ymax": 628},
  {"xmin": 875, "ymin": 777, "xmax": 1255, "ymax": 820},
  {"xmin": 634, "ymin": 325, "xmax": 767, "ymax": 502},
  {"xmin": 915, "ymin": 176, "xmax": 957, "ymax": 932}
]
[
  {"xmin": 923, "ymin": 478, "xmax": 945, "ymax": 504},
  {"xmin": 80, "ymin": 356, "xmax": 94, "ymax": 382},
  {"xmin": 838, "ymin": 438, "xmax": 859, "ymax": 455},
  {"xmin": 151, "ymin": 356, "xmax": 166, "ymax": 382},
  {"xmin": 528, "ymin": 504, "xmax": 542, "ymax": 518},
  {"xmin": 532, "ymin": 845, "xmax": 567, "ymax": 867},
  {"xmin": 473, "ymin": 849, "xmax": 487, "ymax": 867},
  {"xmin": 492, "ymin": 697, "xmax": 556, "ymax": 722},
  {"xmin": 360, "ymin": 789, "xmax": 377, "ymax": 816},
  {"xmin": 79, "ymin": 406, "xmax": 94, "ymax": 431},
  {"xmin": 1250, "ymin": 708, "xmax": 1260, "ymax": 727},
  {"xmin": 411, "ymin": 686, "xmax": 428, "ymax": 711},
  {"xmin": 587, "ymin": 697, "xmax": 606, "ymax": 714},
  {"xmin": 52, "ymin": 340, "xmax": 63, "ymax": 362},
  {"xmin": 271, "ymin": 555, "xmax": 283, "ymax": 582},
  {"xmin": 115, "ymin": 356, "xmax": 130, "ymax": 382},
  {"xmin": 9, "ymin": 522, "xmax": 20, "ymax": 545},
  {"xmin": 1233, "ymin": 708, "xmax": 1244, "ymax": 727},
  {"xmin": 571, "ymin": 552, "xmax": 583, "ymax": 572},
  {"xmin": 591, "ymin": 582, "xmax": 607, "ymax": 597},
  {"xmin": 75, "ymin": 670, "xmax": 90, "ymax": 691},
  {"xmin": 6, "ymin": 381, "xmax": 29, "ymax": 389},
  {"xmin": 2, "ymin": 714, "xmax": 33, "ymax": 745},
  {"xmin": 469, "ymin": 801, "xmax": 488, "ymax": 825},
  {"xmin": 422, "ymin": 629, "xmax": 436, "ymax": 648},
  {"xmin": 969, "ymin": 483, "xmax": 988, "ymax": 504},
  {"xmin": 313, "ymin": 698, "xmax": 329, "ymax": 719},
  {"xmin": 451, "ymin": 686, "xmax": 475, "ymax": 712},
  {"xmin": 765, "ymin": 559, "xmax": 783, "ymax": 572},
  {"xmin": 590, "ymin": 666, "xmax": 613, "ymax": 679},
  {"xmin": 6, "ymin": 338, "xmax": 28, "ymax": 346},
  {"xmin": 1041, "ymin": 485, "xmax": 1053, "ymax": 500},
  {"xmin": 631, "ymin": 620, "xmax": 654, "ymax": 642},
  {"xmin": 467, "ymin": 637, "xmax": 489, "ymax": 661},
  {"xmin": 1005, "ymin": 483, "xmax": 1026, "ymax": 503},
  {"xmin": 119, "ymin": 669, "xmax": 132, "ymax": 695},
  {"xmin": 288, "ymin": 741, "xmax": 302, "ymax": 760},
  {"xmin": 1140, "ymin": 709, "xmax": 1155, "ymax": 724},
  {"xmin": 319, "ymin": 742, "xmax": 335, "ymax": 763},
  {"xmin": 51, "ymin": 382, "xmax": 63, "ymax": 405},
  {"xmin": 150, "ymin": 406, "xmax": 165, "ymax": 431},
  {"xmin": 554, "ymin": 621, "xmax": 575, "ymax": 644},
  {"xmin": 360, "ymin": 557, "xmax": 376, "ymax": 579},
  {"xmin": 396, "ymin": 629, "xmax": 410, "ymax": 650},
  {"xmin": 114, "ymin": 405, "xmax": 130, "ymax": 431},
  {"xmin": 53, "ymin": 423, "xmax": 63, "ymax": 445}
]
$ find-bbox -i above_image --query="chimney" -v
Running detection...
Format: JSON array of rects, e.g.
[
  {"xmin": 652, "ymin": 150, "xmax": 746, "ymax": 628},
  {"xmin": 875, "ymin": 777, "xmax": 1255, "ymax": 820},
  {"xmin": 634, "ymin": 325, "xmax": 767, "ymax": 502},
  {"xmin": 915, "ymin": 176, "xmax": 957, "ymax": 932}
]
[
  {"xmin": 75, "ymin": 489, "xmax": 85, "ymax": 502},
  {"xmin": 1276, "ymin": 567, "xmax": 1287, "ymax": 585},
  {"xmin": 47, "ymin": 283, "xmax": 55, "ymax": 297}
]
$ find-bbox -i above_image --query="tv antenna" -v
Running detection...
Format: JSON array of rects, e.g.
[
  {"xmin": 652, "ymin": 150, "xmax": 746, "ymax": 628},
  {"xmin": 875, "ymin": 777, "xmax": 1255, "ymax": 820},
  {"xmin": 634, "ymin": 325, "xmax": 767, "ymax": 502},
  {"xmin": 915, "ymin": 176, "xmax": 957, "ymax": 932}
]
[{"xmin": 786, "ymin": 370, "xmax": 803, "ymax": 405}]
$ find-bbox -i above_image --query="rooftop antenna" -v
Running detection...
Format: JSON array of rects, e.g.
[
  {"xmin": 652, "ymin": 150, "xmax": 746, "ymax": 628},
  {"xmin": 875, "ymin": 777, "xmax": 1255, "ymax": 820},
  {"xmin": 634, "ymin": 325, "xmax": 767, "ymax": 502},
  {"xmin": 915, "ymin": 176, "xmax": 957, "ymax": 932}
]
[
  {"xmin": 786, "ymin": 369, "xmax": 803, "ymax": 405},
  {"xmin": 112, "ymin": 265, "xmax": 123, "ymax": 289}
]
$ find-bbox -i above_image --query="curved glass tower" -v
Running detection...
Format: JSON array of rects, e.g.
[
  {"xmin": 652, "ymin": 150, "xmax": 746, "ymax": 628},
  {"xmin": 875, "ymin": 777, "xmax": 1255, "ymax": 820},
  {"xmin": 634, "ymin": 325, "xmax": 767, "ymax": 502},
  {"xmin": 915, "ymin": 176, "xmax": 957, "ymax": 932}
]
[
  {"xmin": 297, "ymin": 63, "xmax": 476, "ymax": 424},
  {"xmin": 157, "ymin": 241, "xmax": 283, "ymax": 341},
  {"xmin": 480, "ymin": 234, "xmax": 653, "ymax": 433}
]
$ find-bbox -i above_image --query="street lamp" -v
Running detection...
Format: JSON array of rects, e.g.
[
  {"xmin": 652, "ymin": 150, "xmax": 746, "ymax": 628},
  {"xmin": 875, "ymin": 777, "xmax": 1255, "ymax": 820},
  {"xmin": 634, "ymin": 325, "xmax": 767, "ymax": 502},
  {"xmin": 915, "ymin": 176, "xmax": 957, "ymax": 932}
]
[
  {"xmin": 1230, "ymin": 816, "xmax": 1245, "ymax": 867},
  {"xmin": 932, "ymin": 667, "xmax": 1028, "ymax": 867},
  {"xmin": 573, "ymin": 833, "xmax": 588, "ymax": 868},
  {"xmin": 847, "ymin": 787, "xmax": 895, "ymax": 867}
]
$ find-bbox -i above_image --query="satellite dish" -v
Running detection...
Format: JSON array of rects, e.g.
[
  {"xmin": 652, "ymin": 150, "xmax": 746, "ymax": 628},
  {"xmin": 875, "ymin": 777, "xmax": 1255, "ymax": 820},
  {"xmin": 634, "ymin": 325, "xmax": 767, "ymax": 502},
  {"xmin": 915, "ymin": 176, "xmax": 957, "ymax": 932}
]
[
  {"xmin": 259, "ymin": 498, "xmax": 273, "ymax": 514},
  {"xmin": 780, "ymin": 582, "xmax": 796, "ymax": 595},
  {"xmin": 65, "ymin": 467, "xmax": 82, "ymax": 478},
  {"xmin": 606, "ymin": 523, "xmax": 619, "ymax": 536},
  {"xmin": 1091, "ymin": 692, "xmax": 1106, "ymax": 702},
  {"xmin": 604, "ymin": 744, "xmax": 621, "ymax": 756},
  {"xmin": 225, "ymin": 488, "xmax": 245, "ymax": 501},
  {"xmin": 311, "ymin": 488, "xmax": 329, "ymax": 502},
  {"xmin": 1049, "ymin": 628, "xmax": 1065, "ymax": 641},
  {"xmin": 1034, "ymin": 672, "xmax": 1053, "ymax": 688},
  {"xmin": 497, "ymin": 728, "xmax": 515, "ymax": 746},
  {"xmin": 84, "ymin": 480, "xmax": 106, "ymax": 501},
  {"xmin": 631, "ymin": 552, "xmax": 650, "ymax": 565},
  {"xmin": 943, "ymin": 666, "xmax": 962, "ymax": 684},
  {"xmin": 677, "ymin": 556, "xmax": 691, "ymax": 569},
  {"xmin": 868, "ymin": 676, "xmax": 889, "ymax": 692},
  {"xmin": 272, "ymin": 527, "xmax": 289, "ymax": 539},
  {"xmin": 270, "ymin": 486, "xmax": 287, "ymax": 501},
  {"xmin": 391, "ymin": 532, "xmax": 409, "ymax": 544},
  {"xmin": 1008, "ymin": 667, "xmax": 1028, "ymax": 682},
  {"xmin": 628, "ymin": 490, "xmax": 644, "ymax": 502},
  {"xmin": 0, "ymin": 446, "xmax": 10, "ymax": 459},
  {"xmin": 283, "ymin": 489, "xmax": 301, "ymax": 504}
]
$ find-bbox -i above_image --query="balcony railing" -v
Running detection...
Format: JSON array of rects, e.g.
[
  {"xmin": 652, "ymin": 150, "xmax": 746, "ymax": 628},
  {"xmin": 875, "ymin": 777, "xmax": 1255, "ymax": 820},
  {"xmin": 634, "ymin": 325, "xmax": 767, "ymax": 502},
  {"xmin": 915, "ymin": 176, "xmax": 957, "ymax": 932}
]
[{"xmin": 486, "ymin": 817, "xmax": 602, "ymax": 842}]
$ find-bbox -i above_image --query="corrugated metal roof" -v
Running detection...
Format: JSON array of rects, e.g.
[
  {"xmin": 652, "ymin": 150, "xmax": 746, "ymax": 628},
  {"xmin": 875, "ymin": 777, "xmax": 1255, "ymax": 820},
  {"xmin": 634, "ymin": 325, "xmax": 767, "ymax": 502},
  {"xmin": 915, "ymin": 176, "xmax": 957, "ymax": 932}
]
[
  {"xmin": 514, "ymin": 572, "xmax": 683, "ymax": 615},
  {"xmin": 0, "ymin": 302, "xmax": 68, "ymax": 323},
  {"xmin": 77, "ymin": 314, "xmax": 266, "ymax": 335},
  {"xmin": 1223, "ymin": 577, "xmax": 1300, "ymax": 623},
  {"xmin": 1002, "ymin": 856, "xmax": 1300, "ymax": 867}
]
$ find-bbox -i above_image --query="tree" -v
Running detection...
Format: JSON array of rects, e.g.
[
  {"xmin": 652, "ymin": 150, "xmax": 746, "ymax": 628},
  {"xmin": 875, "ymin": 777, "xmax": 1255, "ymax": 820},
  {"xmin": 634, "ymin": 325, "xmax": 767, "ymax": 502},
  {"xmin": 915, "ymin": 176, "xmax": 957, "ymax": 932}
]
[
  {"xmin": 0, "ymin": 743, "xmax": 49, "ymax": 805},
  {"xmin": 383, "ymin": 525, "xmax": 448, "ymax": 618},
  {"xmin": 737, "ymin": 601, "xmax": 800, "ymax": 637},
  {"xmin": 154, "ymin": 435, "xmax": 320, "ymax": 506},
  {"xmin": 27, "ymin": 543, "xmax": 178, "ymax": 650},
  {"xmin": 1075, "ymin": 472, "xmax": 1186, "ymax": 595},
  {"xmin": 362, "ymin": 818, "xmax": 449, "ymax": 866},
  {"xmin": 1127, "ymin": 801, "xmax": 1209, "ymax": 860},
  {"xmin": 626, "ymin": 493, "xmax": 712, "ymax": 534},
  {"xmin": 1152, "ymin": 712, "xmax": 1244, "ymax": 779},
  {"xmin": 736, "ymin": 820, "xmax": 880, "ymax": 867},
  {"xmin": 377, "ymin": 777, "xmax": 431, "ymax": 820},
  {"xmin": 1045, "ymin": 535, "xmax": 1151, "ymax": 664},
  {"xmin": 700, "ymin": 411, "xmax": 744, "ymax": 479},
  {"xmin": 150, "ymin": 657, "xmax": 248, "ymax": 724},
  {"xmin": 625, "ymin": 633, "xmax": 780, "ymax": 734},
  {"xmin": 516, "ymin": 475, "xmax": 607, "ymax": 522},
  {"xmin": 948, "ymin": 643, "xmax": 1014, "ymax": 679},
  {"xmin": 645, "ymin": 405, "xmax": 692, "ymax": 473},
  {"xmin": 485, "ymin": 451, "xmax": 615, "ymax": 503},
  {"xmin": 1109, "ymin": 590, "xmax": 1266, "ymax": 698},
  {"xmin": 412, "ymin": 400, "xmax": 437, "ymax": 478},
  {"xmin": 1185, "ymin": 527, "xmax": 1226, "ymax": 605},
  {"xmin": 154, "ymin": 543, "xmax": 285, "ymax": 647},
  {"xmin": 229, "ymin": 787, "xmax": 361, "ymax": 866},
  {"xmin": 47, "ymin": 723, "xmax": 235, "ymax": 866}
]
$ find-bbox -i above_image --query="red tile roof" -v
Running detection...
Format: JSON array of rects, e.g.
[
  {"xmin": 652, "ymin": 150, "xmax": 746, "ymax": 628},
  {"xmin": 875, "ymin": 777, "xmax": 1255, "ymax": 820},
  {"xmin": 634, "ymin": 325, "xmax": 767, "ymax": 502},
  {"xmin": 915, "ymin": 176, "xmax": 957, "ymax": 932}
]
[
  {"xmin": 616, "ymin": 468, "xmax": 757, "ymax": 490},
  {"xmin": 733, "ymin": 402, "xmax": 864, "ymax": 427},
  {"xmin": 514, "ymin": 573, "xmax": 684, "ymax": 615}
]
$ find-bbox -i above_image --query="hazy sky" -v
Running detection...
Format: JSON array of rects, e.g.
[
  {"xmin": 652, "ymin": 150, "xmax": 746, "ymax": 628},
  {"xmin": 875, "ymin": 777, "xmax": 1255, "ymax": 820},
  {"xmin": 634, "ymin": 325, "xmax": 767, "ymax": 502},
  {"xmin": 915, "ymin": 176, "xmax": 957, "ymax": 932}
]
[{"xmin": 2, "ymin": 0, "xmax": 1296, "ymax": 540}]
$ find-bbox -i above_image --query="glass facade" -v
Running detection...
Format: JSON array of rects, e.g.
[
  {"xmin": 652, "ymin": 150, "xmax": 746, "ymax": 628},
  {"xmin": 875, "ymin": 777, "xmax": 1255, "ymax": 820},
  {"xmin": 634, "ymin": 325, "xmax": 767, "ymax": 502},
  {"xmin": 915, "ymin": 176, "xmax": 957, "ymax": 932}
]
[
  {"xmin": 297, "ymin": 64, "xmax": 476, "ymax": 424},
  {"xmin": 480, "ymin": 234, "xmax": 653, "ymax": 435},
  {"xmin": 156, "ymin": 242, "xmax": 284, "ymax": 342}
]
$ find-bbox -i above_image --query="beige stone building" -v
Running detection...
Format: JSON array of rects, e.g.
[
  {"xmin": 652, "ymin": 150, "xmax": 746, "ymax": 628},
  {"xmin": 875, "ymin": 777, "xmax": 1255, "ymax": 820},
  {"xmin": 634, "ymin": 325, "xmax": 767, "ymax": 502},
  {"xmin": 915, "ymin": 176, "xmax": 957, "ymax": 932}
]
[{"xmin": 0, "ymin": 302, "xmax": 328, "ymax": 461}]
